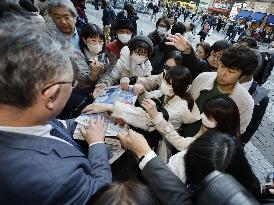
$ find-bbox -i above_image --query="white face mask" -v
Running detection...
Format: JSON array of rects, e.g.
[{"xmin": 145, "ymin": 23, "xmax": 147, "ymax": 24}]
[
  {"xmin": 131, "ymin": 53, "xmax": 147, "ymax": 65},
  {"xmin": 87, "ymin": 43, "xmax": 103, "ymax": 54},
  {"xmin": 157, "ymin": 27, "xmax": 167, "ymax": 36},
  {"xmin": 117, "ymin": 33, "xmax": 132, "ymax": 44},
  {"xmin": 201, "ymin": 113, "xmax": 217, "ymax": 129},
  {"xmin": 160, "ymin": 80, "xmax": 174, "ymax": 96},
  {"xmin": 268, "ymin": 48, "xmax": 274, "ymax": 55}
]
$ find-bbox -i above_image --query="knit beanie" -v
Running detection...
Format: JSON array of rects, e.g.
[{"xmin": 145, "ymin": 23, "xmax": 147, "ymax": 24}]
[{"xmin": 128, "ymin": 35, "xmax": 153, "ymax": 52}]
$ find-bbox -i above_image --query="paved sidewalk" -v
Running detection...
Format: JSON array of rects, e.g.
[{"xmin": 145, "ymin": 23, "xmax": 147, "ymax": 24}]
[
  {"xmin": 251, "ymin": 116, "xmax": 274, "ymax": 167},
  {"xmin": 85, "ymin": 4, "xmax": 274, "ymax": 183}
]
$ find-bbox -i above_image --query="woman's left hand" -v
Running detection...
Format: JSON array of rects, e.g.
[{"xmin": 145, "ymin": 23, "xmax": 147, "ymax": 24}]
[
  {"xmin": 82, "ymin": 103, "xmax": 113, "ymax": 114},
  {"xmin": 141, "ymin": 98, "xmax": 159, "ymax": 119}
]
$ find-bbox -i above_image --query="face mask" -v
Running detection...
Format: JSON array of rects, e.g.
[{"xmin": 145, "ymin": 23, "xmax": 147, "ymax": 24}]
[
  {"xmin": 201, "ymin": 113, "xmax": 217, "ymax": 129},
  {"xmin": 118, "ymin": 33, "xmax": 131, "ymax": 44},
  {"xmin": 160, "ymin": 80, "xmax": 174, "ymax": 96},
  {"xmin": 157, "ymin": 27, "xmax": 167, "ymax": 36},
  {"xmin": 131, "ymin": 53, "xmax": 147, "ymax": 65},
  {"xmin": 268, "ymin": 48, "xmax": 274, "ymax": 55},
  {"xmin": 87, "ymin": 43, "xmax": 103, "ymax": 54}
]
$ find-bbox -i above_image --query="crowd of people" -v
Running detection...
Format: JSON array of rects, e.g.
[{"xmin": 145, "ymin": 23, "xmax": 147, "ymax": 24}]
[{"xmin": 0, "ymin": 0, "xmax": 274, "ymax": 204}]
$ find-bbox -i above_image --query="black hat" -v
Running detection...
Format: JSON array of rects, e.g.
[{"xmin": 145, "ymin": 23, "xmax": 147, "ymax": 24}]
[
  {"xmin": 128, "ymin": 35, "xmax": 153, "ymax": 53},
  {"xmin": 115, "ymin": 19, "xmax": 135, "ymax": 32}
]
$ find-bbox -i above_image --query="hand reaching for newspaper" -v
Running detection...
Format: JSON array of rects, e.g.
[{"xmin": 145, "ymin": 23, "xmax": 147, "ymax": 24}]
[
  {"xmin": 82, "ymin": 103, "xmax": 113, "ymax": 114},
  {"xmin": 141, "ymin": 98, "xmax": 159, "ymax": 119},
  {"xmin": 79, "ymin": 116, "xmax": 107, "ymax": 144},
  {"xmin": 165, "ymin": 33, "xmax": 191, "ymax": 54},
  {"xmin": 117, "ymin": 129, "xmax": 151, "ymax": 158},
  {"xmin": 120, "ymin": 77, "xmax": 130, "ymax": 90},
  {"xmin": 92, "ymin": 83, "xmax": 107, "ymax": 98},
  {"xmin": 133, "ymin": 83, "xmax": 145, "ymax": 96}
]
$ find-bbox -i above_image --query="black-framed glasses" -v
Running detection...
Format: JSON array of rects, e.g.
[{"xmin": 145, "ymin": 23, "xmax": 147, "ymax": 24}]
[{"xmin": 41, "ymin": 79, "xmax": 77, "ymax": 93}]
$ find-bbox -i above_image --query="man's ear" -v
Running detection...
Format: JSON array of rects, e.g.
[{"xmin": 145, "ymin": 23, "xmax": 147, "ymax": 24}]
[{"xmin": 42, "ymin": 85, "xmax": 60, "ymax": 111}]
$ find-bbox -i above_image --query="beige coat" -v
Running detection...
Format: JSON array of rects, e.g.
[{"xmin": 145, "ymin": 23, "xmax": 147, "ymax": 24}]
[
  {"xmin": 112, "ymin": 96, "xmax": 200, "ymax": 132},
  {"xmin": 137, "ymin": 73, "xmax": 164, "ymax": 99},
  {"xmin": 151, "ymin": 113, "xmax": 203, "ymax": 151}
]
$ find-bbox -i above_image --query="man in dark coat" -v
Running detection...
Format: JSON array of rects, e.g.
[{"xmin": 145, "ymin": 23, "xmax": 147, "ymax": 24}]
[{"xmin": 147, "ymin": 17, "xmax": 171, "ymax": 47}]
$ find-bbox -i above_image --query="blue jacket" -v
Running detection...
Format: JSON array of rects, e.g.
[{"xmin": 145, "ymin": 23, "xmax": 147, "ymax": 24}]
[{"xmin": 0, "ymin": 120, "xmax": 112, "ymax": 205}]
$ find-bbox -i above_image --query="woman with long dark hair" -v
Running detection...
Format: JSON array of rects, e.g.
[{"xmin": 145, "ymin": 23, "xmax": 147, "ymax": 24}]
[
  {"xmin": 184, "ymin": 131, "xmax": 261, "ymax": 199},
  {"xmin": 142, "ymin": 95, "xmax": 241, "ymax": 153}
]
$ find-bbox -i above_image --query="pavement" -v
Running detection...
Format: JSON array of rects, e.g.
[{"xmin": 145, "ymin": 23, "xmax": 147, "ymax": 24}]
[{"xmin": 85, "ymin": 4, "xmax": 274, "ymax": 184}]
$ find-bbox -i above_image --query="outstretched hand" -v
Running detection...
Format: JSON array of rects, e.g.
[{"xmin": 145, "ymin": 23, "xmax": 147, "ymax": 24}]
[
  {"xmin": 80, "ymin": 115, "xmax": 107, "ymax": 145},
  {"xmin": 117, "ymin": 129, "xmax": 151, "ymax": 158},
  {"xmin": 133, "ymin": 83, "xmax": 145, "ymax": 96},
  {"xmin": 82, "ymin": 103, "xmax": 113, "ymax": 114},
  {"xmin": 165, "ymin": 33, "xmax": 189, "ymax": 52},
  {"xmin": 141, "ymin": 98, "xmax": 159, "ymax": 119},
  {"xmin": 92, "ymin": 83, "xmax": 107, "ymax": 98},
  {"xmin": 120, "ymin": 77, "xmax": 130, "ymax": 90}
]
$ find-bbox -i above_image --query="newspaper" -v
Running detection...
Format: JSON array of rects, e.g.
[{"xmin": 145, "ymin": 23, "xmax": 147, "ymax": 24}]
[
  {"xmin": 73, "ymin": 86, "xmax": 137, "ymax": 139},
  {"xmin": 94, "ymin": 86, "xmax": 137, "ymax": 105}
]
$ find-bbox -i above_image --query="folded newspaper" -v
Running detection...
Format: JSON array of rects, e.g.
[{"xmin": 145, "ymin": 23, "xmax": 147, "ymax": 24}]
[{"xmin": 73, "ymin": 86, "xmax": 137, "ymax": 140}]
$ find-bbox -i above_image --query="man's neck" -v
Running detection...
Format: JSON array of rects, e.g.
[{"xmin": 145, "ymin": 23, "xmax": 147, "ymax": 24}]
[
  {"xmin": 65, "ymin": 32, "xmax": 74, "ymax": 39},
  {"xmin": 217, "ymin": 83, "xmax": 235, "ymax": 94},
  {"xmin": 64, "ymin": 28, "xmax": 76, "ymax": 39},
  {"xmin": 0, "ymin": 105, "xmax": 48, "ymax": 127}
]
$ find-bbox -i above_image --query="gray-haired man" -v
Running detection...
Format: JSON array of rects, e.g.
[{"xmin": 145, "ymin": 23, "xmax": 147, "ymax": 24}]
[
  {"xmin": 47, "ymin": 0, "xmax": 80, "ymax": 49},
  {"xmin": 0, "ymin": 13, "xmax": 111, "ymax": 205}
]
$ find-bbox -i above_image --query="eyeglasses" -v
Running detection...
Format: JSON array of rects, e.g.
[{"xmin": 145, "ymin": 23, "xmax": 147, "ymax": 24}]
[{"xmin": 41, "ymin": 79, "xmax": 77, "ymax": 93}]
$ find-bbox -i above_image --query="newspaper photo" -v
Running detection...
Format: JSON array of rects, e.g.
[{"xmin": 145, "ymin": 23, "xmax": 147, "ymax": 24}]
[{"xmin": 73, "ymin": 86, "xmax": 137, "ymax": 139}]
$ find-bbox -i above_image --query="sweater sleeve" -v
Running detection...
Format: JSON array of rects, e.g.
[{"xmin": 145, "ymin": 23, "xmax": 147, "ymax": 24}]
[
  {"xmin": 151, "ymin": 113, "xmax": 200, "ymax": 151},
  {"xmin": 112, "ymin": 101, "xmax": 155, "ymax": 131},
  {"xmin": 137, "ymin": 74, "xmax": 162, "ymax": 91},
  {"xmin": 99, "ymin": 58, "xmax": 124, "ymax": 86},
  {"xmin": 70, "ymin": 49, "xmax": 92, "ymax": 87}
]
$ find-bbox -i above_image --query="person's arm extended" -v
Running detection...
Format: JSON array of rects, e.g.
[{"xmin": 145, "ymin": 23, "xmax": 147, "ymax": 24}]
[
  {"xmin": 142, "ymin": 156, "xmax": 192, "ymax": 205},
  {"xmin": 142, "ymin": 99, "xmax": 199, "ymax": 150},
  {"xmin": 166, "ymin": 34, "xmax": 207, "ymax": 78},
  {"xmin": 116, "ymin": 130, "xmax": 192, "ymax": 205},
  {"xmin": 99, "ymin": 58, "xmax": 124, "ymax": 86},
  {"xmin": 152, "ymin": 113, "xmax": 197, "ymax": 150}
]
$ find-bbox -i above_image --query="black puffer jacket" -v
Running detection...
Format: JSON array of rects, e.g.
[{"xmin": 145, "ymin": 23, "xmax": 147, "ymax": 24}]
[
  {"xmin": 150, "ymin": 38, "xmax": 177, "ymax": 75},
  {"xmin": 148, "ymin": 30, "xmax": 162, "ymax": 47}
]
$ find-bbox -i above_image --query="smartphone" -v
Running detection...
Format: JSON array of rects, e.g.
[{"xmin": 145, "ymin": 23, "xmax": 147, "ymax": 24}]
[{"xmin": 97, "ymin": 53, "xmax": 109, "ymax": 66}]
